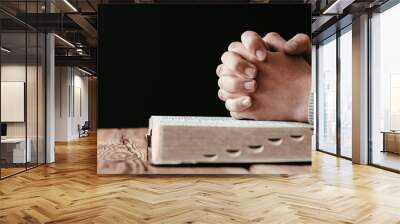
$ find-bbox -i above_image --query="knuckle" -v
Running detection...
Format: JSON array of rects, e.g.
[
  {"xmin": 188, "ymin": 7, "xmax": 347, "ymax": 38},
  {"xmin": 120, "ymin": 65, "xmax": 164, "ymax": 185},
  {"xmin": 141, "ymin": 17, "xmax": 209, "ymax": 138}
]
[
  {"xmin": 228, "ymin": 42, "xmax": 241, "ymax": 51},
  {"xmin": 216, "ymin": 64, "xmax": 223, "ymax": 75},
  {"xmin": 221, "ymin": 52, "xmax": 243, "ymax": 72},
  {"xmin": 225, "ymin": 100, "xmax": 238, "ymax": 111},
  {"xmin": 218, "ymin": 89, "xmax": 225, "ymax": 101},
  {"xmin": 221, "ymin": 51, "xmax": 230, "ymax": 62},
  {"xmin": 241, "ymin": 30, "xmax": 256, "ymax": 39},
  {"xmin": 221, "ymin": 52, "xmax": 240, "ymax": 68},
  {"xmin": 265, "ymin": 32, "xmax": 279, "ymax": 40},
  {"xmin": 295, "ymin": 33, "xmax": 310, "ymax": 43},
  {"xmin": 217, "ymin": 78, "xmax": 223, "ymax": 87}
]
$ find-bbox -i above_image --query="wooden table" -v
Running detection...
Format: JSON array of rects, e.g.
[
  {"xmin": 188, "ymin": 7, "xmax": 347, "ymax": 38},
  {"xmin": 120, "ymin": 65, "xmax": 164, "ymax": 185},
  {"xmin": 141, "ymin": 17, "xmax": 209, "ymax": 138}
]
[
  {"xmin": 97, "ymin": 128, "xmax": 311, "ymax": 175},
  {"xmin": 382, "ymin": 131, "xmax": 400, "ymax": 154}
]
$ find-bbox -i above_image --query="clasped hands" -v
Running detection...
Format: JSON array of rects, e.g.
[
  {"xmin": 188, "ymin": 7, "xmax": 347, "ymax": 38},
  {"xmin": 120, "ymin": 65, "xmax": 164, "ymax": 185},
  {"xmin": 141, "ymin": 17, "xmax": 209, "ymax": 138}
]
[{"xmin": 216, "ymin": 31, "xmax": 312, "ymax": 123}]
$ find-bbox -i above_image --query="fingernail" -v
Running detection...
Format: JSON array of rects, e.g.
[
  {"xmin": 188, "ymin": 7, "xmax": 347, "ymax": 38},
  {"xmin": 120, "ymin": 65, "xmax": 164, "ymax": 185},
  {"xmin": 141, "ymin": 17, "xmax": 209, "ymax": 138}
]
[
  {"xmin": 244, "ymin": 67, "xmax": 256, "ymax": 78},
  {"xmin": 242, "ymin": 97, "xmax": 251, "ymax": 107},
  {"xmin": 255, "ymin": 50, "xmax": 266, "ymax": 61},
  {"xmin": 244, "ymin": 81, "xmax": 255, "ymax": 91}
]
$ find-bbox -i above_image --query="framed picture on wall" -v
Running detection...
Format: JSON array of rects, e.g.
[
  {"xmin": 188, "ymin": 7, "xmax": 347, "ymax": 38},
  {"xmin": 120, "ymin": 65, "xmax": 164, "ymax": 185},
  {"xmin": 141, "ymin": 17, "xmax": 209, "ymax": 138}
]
[{"xmin": 1, "ymin": 81, "xmax": 25, "ymax": 122}]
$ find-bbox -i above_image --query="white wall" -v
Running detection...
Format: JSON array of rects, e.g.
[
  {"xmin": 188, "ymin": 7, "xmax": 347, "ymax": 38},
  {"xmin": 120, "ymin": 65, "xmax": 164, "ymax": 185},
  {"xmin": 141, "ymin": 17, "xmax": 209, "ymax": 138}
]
[
  {"xmin": 55, "ymin": 66, "xmax": 70, "ymax": 141},
  {"xmin": 55, "ymin": 67, "xmax": 89, "ymax": 141},
  {"xmin": 72, "ymin": 73, "xmax": 89, "ymax": 138},
  {"xmin": 1, "ymin": 65, "xmax": 42, "ymax": 137},
  {"xmin": 1, "ymin": 64, "xmax": 46, "ymax": 164},
  {"xmin": 1, "ymin": 65, "xmax": 26, "ymax": 133}
]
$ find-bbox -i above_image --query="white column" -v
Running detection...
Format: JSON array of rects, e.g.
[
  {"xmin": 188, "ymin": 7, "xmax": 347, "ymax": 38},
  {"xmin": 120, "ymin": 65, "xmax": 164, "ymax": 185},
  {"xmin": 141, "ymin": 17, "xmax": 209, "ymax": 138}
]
[
  {"xmin": 46, "ymin": 32, "xmax": 55, "ymax": 163},
  {"xmin": 352, "ymin": 14, "xmax": 369, "ymax": 164},
  {"xmin": 45, "ymin": 0, "xmax": 56, "ymax": 163}
]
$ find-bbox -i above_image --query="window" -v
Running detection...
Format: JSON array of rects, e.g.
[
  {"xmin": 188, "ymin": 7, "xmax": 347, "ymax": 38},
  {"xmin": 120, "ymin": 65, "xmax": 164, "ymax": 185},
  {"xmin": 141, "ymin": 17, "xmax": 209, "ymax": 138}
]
[
  {"xmin": 339, "ymin": 27, "xmax": 352, "ymax": 158},
  {"xmin": 0, "ymin": 2, "xmax": 47, "ymax": 179},
  {"xmin": 317, "ymin": 35, "xmax": 337, "ymax": 154},
  {"xmin": 370, "ymin": 2, "xmax": 400, "ymax": 171}
]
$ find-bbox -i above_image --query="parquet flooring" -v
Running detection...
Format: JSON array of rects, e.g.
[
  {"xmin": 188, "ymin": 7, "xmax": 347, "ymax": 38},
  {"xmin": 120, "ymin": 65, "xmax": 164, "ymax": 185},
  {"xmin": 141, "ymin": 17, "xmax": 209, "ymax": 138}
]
[
  {"xmin": 1, "ymin": 134, "xmax": 400, "ymax": 224},
  {"xmin": 1, "ymin": 167, "xmax": 26, "ymax": 178}
]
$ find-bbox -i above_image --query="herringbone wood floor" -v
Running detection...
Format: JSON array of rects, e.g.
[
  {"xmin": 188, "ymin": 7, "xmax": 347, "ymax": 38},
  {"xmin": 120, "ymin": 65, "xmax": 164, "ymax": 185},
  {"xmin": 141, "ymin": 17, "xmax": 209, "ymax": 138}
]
[{"xmin": 1, "ymin": 135, "xmax": 400, "ymax": 224}]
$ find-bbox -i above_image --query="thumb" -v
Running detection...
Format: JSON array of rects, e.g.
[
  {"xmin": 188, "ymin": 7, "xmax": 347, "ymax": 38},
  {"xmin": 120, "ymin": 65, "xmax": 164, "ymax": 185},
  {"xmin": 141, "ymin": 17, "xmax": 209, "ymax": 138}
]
[{"xmin": 284, "ymin": 33, "xmax": 311, "ymax": 64}]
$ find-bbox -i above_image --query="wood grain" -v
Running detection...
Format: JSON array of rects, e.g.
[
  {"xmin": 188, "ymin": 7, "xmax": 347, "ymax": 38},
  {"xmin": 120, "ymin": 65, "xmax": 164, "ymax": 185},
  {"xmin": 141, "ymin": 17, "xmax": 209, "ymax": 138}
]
[
  {"xmin": 97, "ymin": 128, "xmax": 147, "ymax": 174},
  {"xmin": 1, "ymin": 134, "xmax": 400, "ymax": 223}
]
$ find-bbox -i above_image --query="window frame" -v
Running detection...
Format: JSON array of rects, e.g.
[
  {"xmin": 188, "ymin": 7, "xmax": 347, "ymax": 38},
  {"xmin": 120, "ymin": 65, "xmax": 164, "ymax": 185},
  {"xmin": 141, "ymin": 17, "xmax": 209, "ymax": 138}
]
[{"xmin": 315, "ymin": 21, "xmax": 353, "ymax": 160}]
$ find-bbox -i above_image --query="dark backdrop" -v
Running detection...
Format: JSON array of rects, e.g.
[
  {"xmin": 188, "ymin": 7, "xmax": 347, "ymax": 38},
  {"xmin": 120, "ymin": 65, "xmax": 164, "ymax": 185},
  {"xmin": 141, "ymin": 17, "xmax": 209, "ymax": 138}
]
[{"xmin": 98, "ymin": 4, "xmax": 311, "ymax": 128}]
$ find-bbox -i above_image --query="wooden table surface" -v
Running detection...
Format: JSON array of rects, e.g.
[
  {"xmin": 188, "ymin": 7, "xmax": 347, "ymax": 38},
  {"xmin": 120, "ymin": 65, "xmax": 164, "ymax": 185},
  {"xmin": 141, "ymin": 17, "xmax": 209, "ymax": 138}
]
[{"xmin": 1, "ymin": 134, "xmax": 400, "ymax": 223}]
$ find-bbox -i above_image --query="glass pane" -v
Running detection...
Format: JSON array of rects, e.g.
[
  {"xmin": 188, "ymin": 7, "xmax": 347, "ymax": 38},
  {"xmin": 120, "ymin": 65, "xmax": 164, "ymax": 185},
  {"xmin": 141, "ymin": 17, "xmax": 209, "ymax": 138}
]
[
  {"xmin": 339, "ymin": 28, "xmax": 352, "ymax": 158},
  {"xmin": 27, "ymin": 31, "xmax": 38, "ymax": 169},
  {"xmin": 38, "ymin": 32, "xmax": 45, "ymax": 165},
  {"xmin": 317, "ymin": 36, "xmax": 337, "ymax": 154},
  {"xmin": 26, "ymin": 0, "xmax": 39, "ymax": 169},
  {"xmin": 1, "ymin": 31, "xmax": 27, "ymax": 177},
  {"xmin": 371, "ymin": 4, "xmax": 400, "ymax": 171}
]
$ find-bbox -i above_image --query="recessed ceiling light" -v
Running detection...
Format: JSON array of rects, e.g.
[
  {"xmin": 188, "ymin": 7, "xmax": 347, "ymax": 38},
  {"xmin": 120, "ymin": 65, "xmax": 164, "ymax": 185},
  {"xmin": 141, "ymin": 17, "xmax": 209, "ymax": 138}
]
[
  {"xmin": 78, "ymin": 67, "xmax": 93, "ymax": 76},
  {"xmin": 1, "ymin": 47, "xmax": 11, "ymax": 53},
  {"xmin": 54, "ymin": 34, "xmax": 75, "ymax": 48},
  {"xmin": 63, "ymin": 0, "xmax": 78, "ymax": 12},
  {"xmin": 323, "ymin": 0, "xmax": 354, "ymax": 15}
]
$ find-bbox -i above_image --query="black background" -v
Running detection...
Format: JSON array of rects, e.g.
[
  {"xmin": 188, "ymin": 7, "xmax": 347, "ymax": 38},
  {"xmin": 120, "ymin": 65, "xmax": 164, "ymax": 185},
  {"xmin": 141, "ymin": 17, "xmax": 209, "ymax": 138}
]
[{"xmin": 98, "ymin": 4, "xmax": 311, "ymax": 128}]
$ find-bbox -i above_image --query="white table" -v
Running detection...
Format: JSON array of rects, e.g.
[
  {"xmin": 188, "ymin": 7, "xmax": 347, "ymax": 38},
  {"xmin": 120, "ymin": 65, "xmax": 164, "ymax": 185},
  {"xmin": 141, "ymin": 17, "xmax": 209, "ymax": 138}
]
[{"xmin": 1, "ymin": 138, "xmax": 31, "ymax": 163}]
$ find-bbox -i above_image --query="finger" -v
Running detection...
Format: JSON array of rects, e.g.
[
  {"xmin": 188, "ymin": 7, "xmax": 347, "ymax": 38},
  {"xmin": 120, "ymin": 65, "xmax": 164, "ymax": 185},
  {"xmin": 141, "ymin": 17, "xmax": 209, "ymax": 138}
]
[
  {"xmin": 262, "ymin": 32, "xmax": 287, "ymax": 52},
  {"xmin": 228, "ymin": 42, "xmax": 259, "ymax": 63},
  {"xmin": 230, "ymin": 111, "xmax": 246, "ymax": 120},
  {"xmin": 218, "ymin": 76, "xmax": 256, "ymax": 93},
  {"xmin": 217, "ymin": 89, "xmax": 245, "ymax": 101},
  {"xmin": 221, "ymin": 51, "xmax": 257, "ymax": 79},
  {"xmin": 240, "ymin": 31, "xmax": 267, "ymax": 61},
  {"xmin": 285, "ymin": 33, "xmax": 311, "ymax": 54},
  {"xmin": 216, "ymin": 64, "xmax": 239, "ymax": 78},
  {"xmin": 225, "ymin": 96, "xmax": 252, "ymax": 112},
  {"xmin": 284, "ymin": 33, "xmax": 311, "ymax": 64},
  {"xmin": 216, "ymin": 64, "xmax": 224, "ymax": 77}
]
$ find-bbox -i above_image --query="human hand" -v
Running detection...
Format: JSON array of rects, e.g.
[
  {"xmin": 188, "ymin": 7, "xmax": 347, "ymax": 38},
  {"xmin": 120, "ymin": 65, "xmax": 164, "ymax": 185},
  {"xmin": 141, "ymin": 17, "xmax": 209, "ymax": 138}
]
[{"xmin": 216, "ymin": 31, "xmax": 311, "ymax": 122}]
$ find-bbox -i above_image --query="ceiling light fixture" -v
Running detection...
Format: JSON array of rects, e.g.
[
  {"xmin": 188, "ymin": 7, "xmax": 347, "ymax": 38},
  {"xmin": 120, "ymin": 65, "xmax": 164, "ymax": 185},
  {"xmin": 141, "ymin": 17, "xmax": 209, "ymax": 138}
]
[
  {"xmin": 54, "ymin": 34, "xmax": 75, "ymax": 48},
  {"xmin": 78, "ymin": 67, "xmax": 93, "ymax": 76},
  {"xmin": 323, "ymin": 0, "xmax": 354, "ymax": 15},
  {"xmin": 1, "ymin": 47, "xmax": 11, "ymax": 53},
  {"xmin": 63, "ymin": 0, "xmax": 78, "ymax": 12}
]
